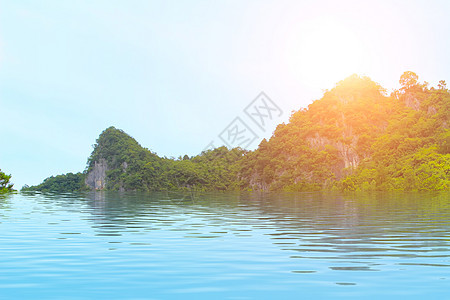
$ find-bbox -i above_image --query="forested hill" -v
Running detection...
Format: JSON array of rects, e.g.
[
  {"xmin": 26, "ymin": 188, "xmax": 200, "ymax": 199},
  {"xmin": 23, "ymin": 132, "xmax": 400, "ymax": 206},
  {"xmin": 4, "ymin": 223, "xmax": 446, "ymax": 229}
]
[
  {"xmin": 83, "ymin": 126, "xmax": 246, "ymax": 191},
  {"xmin": 24, "ymin": 127, "xmax": 247, "ymax": 192},
  {"xmin": 23, "ymin": 72, "xmax": 449, "ymax": 192},
  {"xmin": 242, "ymin": 72, "xmax": 449, "ymax": 191}
]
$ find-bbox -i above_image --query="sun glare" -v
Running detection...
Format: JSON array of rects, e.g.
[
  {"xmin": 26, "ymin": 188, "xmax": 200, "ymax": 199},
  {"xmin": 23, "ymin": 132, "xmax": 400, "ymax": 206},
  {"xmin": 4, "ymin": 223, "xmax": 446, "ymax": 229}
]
[{"xmin": 287, "ymin": 19, "xmax": 367, "ymax": 89}]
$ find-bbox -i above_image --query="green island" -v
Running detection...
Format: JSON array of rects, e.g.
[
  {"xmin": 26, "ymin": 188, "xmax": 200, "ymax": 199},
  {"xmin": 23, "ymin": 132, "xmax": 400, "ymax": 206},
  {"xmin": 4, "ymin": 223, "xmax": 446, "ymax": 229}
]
[{"xmin": 20, "ymin": 72, "xmax": 449, "ymax": 193}]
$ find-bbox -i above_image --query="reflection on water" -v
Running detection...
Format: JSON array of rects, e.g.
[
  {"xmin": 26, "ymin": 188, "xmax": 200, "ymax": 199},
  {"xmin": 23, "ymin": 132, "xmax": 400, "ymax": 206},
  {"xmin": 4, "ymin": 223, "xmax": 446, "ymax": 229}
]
[{"xmin": 1, "ymin": 191, "xmax": 449, "ymax": 299}]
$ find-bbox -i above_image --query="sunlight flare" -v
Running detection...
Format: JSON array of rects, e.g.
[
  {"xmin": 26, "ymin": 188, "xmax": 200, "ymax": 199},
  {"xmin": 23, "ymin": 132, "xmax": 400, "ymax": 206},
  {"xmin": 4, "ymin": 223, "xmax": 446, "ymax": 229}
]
[{"xmin": 287, "ymin": 19, "xmax": 367, "ymax": 89}]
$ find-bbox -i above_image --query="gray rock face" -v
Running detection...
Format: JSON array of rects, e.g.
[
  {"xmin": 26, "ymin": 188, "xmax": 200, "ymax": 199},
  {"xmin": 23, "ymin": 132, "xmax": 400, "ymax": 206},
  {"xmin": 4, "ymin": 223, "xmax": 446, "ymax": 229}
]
[
  {"xmin": 307, "ymin": 133, "xmax": 360, "ymax": 171},
  {"xmin": 404, "ymin": 94, "xmax": 421, "ymax": 111},
  {"xmin": 85, "ymin": 158, "xmax": 108, "ymax": 190}
]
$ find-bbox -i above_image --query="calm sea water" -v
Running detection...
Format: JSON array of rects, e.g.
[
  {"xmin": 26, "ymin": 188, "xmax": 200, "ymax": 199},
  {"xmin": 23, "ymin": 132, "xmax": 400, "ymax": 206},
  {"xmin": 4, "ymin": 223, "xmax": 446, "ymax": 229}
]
[{"xmin": 0, "ymin": 191, "xmax": 449, "ymax": 299}]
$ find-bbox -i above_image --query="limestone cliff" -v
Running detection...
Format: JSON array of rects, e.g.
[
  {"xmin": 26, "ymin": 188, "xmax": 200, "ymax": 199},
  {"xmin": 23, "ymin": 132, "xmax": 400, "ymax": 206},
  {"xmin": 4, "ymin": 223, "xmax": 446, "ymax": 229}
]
[
  {"xmin": 83, "ymin": 126, "xmax": 162, "ymax": 191},
  {"xmin": 306, "ymin": 133, "xmax": 360, "ymax": 170},
  {"xmin": 240, "ymin": 74, "xmax": 392, "ymax": 191},
  {"xmin": 85, "ymin": 158, "xmax": 108, "ymax": 190}
]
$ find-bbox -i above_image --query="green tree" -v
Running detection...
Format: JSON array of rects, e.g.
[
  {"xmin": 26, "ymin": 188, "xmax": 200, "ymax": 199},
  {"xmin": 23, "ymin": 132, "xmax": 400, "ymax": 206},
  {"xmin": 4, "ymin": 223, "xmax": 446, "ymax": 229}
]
[
  {"xmin": 22, "ymin": 172, "xmax": 86, "ymax": 193},
  {"xmin": 438, "ymin": 80, "xmax": 447, "ymax": 90},
  {"xmin": 0, "ymin": 169, "xmax": 14, "ymax": 193},
  {"xmin": 399, "ymin": 71, "xmax": 419, "ymax": 91},
  {"xmin": 26, "ymin": 72, "xmax": 450, "ymax": 193}
]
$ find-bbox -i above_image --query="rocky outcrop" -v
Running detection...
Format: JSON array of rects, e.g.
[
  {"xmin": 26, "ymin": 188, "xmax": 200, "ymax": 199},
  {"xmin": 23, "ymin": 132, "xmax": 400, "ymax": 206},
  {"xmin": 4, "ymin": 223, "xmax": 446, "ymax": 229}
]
[
  {"xmin": 307, "ymin": 133, "xmax": 360, "ymax": 172},
  {"xmin": 404, "ymin": 94, "xmax": 421, "ymax": 111},
  {"xmin": 335, "ymin": 141, "xmax": 360, "ymax": 169},
  {"xmin": 427, "ymin": 105, "xmax": 437, "ymax": 115},
  {"xmin": 85, "ymin": 158, "xmax": 108, "ymax": 190}
]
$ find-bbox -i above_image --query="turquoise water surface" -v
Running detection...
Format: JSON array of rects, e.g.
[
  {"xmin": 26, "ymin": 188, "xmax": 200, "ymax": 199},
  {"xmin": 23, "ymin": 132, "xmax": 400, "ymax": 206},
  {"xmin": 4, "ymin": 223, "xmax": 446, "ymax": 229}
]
[{"xmin": 0, "ymin": 191, "xmax": 449, "ymax": 299}]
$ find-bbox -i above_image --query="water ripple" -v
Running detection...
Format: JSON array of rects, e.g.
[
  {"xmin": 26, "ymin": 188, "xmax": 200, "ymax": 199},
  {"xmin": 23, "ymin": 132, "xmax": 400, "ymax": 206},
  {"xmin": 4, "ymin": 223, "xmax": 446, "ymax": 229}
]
[{"xmin": 0, "ymin": 191, "xmax": 449, "ymax": 299}]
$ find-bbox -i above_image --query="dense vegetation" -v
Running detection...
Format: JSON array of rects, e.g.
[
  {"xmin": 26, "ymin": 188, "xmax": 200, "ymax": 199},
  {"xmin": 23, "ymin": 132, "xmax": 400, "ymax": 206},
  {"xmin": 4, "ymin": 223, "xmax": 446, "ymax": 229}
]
[
  {"xmin": 241, "ymin": 75, "xmax": 391, "ymax": 191},
  {"xmin": 242, "ymin": 72, "xmax": 449, "ymax": 191},
  {"xmin": 22, "ymin": 172, "xmax": 86, "ymax": 193},
  {"xmin": 23, "ymin": 72, "xmax": 449, "ymax": 192},
  {"xmin": 85, "ymin": 126, "xmax": 247, "ymax": 191},
  {"xmin": 25, "ymin": 127, "xmax": 247, "ymax": 192},
  {"xmin": 0, "ymin": 169, "xmax": 14, "ymax": 193}
]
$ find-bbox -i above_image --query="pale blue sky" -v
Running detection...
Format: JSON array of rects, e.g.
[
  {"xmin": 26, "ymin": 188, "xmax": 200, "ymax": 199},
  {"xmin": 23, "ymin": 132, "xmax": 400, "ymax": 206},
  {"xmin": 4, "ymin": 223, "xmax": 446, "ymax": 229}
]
[{"xmin": 1, "ymin": 0, "xmax": 449, "ymax": 188}]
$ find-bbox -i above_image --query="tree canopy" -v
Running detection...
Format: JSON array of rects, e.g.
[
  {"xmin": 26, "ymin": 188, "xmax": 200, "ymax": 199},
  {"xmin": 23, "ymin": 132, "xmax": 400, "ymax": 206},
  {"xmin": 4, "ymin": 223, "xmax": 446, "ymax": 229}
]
[
  {"xmin": 241, "ymin": 73, "xmax": 449, "ymax": 191},
  {"xmin": 0, "ymin": 169, "xmax": 14, "ymax": 193},
  {"xmin": 399, "ymin": 71, "xmax": 419, "ymax": 91},
  {"xmin": 23, "ymin": 72, "xmax": 450, "ymax": 193},
  {"xmin": 22, "ymin": 172, "xmax": 87, "ymax": 193}
]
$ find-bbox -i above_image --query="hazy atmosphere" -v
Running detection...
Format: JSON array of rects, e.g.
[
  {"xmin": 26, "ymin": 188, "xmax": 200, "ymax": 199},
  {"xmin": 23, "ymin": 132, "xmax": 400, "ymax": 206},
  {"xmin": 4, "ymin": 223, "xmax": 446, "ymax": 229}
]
[
  {"xmin": 1, "ymin": 0, "xmax": 449, "ymax": 188},
  {"xmin": 1, "ymin": 2, "xmax": 450, "ymax": 299}
]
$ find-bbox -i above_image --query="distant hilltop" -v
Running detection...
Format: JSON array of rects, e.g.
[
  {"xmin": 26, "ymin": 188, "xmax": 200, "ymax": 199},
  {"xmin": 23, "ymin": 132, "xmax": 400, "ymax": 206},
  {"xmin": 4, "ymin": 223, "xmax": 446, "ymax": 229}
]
[{"xmin": 23, "ymin": 72, "xmax": 450, "ymax": 192}]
